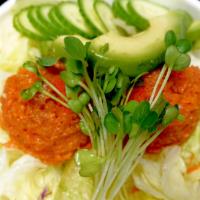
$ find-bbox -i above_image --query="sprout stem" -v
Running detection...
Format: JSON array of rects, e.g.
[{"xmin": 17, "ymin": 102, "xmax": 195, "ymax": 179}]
[
  {"xmin": 151, "ymin": 67, "xmax": 172, "ymax": 108},
  {"xmin": 149, "ymin": 65, "xmax": 167, "ymax": 105},
  {"xmin": 40, "ymin": 76, "xmax": 68, "ymax": 103},
  {"xmin": 41, "ymin": 90, "xmax": 69, "ymax": 109}
]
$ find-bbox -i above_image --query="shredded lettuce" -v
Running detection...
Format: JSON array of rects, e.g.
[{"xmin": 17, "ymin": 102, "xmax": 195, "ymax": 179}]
[
  {"xmin": 54, "ymin": 160, "xmax": 93, "ymax": 200},
  {"xmin": 0, "ymin": 147, "xmax": 62, "ymax": 200},
  {"xmin": 0, "ymin": 13, "xmax": 41, "ymax": 72},
  {"xmin": 132, "ymin": 124, "xmax": 200, "ymax": 200},
  {"xmin": 0, "ymin": 146, "xmax": 93, "ymax": 200}
]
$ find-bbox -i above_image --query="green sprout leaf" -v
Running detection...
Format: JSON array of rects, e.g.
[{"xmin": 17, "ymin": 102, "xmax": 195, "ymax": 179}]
[
  {"xmin": 176, "ymin": 39, "xmax": 192, "ymax": 53},
  {"xmin": 21, "ymin": 81, "xmax": 43, "ymax": 101},
  {"xmin": 129, "ymin": 123, "xmax": 140, "ymax": 138},
  {"xmin": 124, "ymin": 101, "xmax": 138, "ymax": 113},
  {"xmin": 64, "ymin": 37, "xmax": 86, "ymax": 61},
  {"xmin": 133, "ymin": 101, "xmax": 150, "ymax": 124},
  {"xmin": 108, "ymin": 66, "xmax": 118, "ymax": 76},
  {"xmin": 37, "ymin": 56, "xmax": 57, "ymax": 67},
  {"xmin": 80, "ymin": 120, "xmax": 90, "ymax": 135},
  {"xmin": 111, "ymin": 88, "xmax": 123, "ymax": 106},
  {"xmin": 173, "ymin": 54, "xmax": 191, "ymax": 71},
  {"xmin": 75, "ymin": 149, "xmax": 105, "ymax": 177},
  {"xmin": 104, "ymin": 78, "xmax": 117, "ymax": 94},
  {"xmin": 165, "ymin": 45, "xmax": 180, "ymax": 68},
  {"xmin": 60, "ymin": 71, "xmax": 82, "ymax": 88},
  {"xmin": 162, "ymin": 105, "xmax": 179, "ymax": 126},
  {"xmin": 23, "ymin": 61, "xmax": 38, "ymax": 74},
  {"xmin": 65, "ymin": 85, "xmax": 81, "ymax": 99},
  {"xmin": 68, "ymin": 99, "xmax": 83, "ymax": 113},
  {"xmin": 123, "ymin": 112, "xmax": 133, "ymax": 133},
  {"xmin": 165, "ymin": 30, "xmax": 176, "ymax": 47},
  {"xmin": 116, "ymin": 73, "xmax": 130, "ymax": 89},
  {"xmin": 152, "ymin": 95, "xmax": 168, "ymax": 116},
  {"xmin": 141, "ymin": 111, "xmax": 158, "ymax": 131},
  {"xmin": 104, "ymin": 112, "xmax": 120, "ymax": 134},
  {"xmin": 79, "ymin": 92, "xmax": 90, "ymax": 105},
  {"xmin": 67, "ymin": 59, "xmax": 84, "ymax": 75}
]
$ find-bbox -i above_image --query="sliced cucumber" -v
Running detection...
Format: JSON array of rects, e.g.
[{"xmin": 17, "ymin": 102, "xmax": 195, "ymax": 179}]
[
  {"xmin": 78, "ymin": 0, "xmax": 107, "ymax": 34},
  {"xmin": 187, "ymin": 21, "xmax": 200, "ymax": 42},
  {"xmin": 54, "ymin": 2, "xmax": 96, "ymax": 39},
  {"xmin": 28, "ymin": 6, "xmax": 56, "ymax": 39},
  {"xmin": 113, "ymin": 0, "xmax": 148, "ymax": 31},
  {"xmin": 112, "ymin": 0, "xmax": 133, "ymax": 26},
  {"xmin": 94, "ymin": 0, "xmax": 120, "ymax": 34},
  {"xmin": 129, "ymin": 0, "xmax": 168, "ymax": 20},
  {"xmin": 49, "ymin": 5, "xmax": 73, "ymax": 35},
  {"xmin": 36, "ymin": 4, "xmax": 63, "ymax": 36},
  {"xmin": 13, "ymin": 7, "xmax": 50, "ymax": 41}
]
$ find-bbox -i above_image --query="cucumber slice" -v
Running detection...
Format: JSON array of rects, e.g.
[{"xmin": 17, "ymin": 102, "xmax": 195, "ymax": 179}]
[
  {"xmin": 187, "ymin": 21, "xmax": 200, "ymax": 42},
  {"xmin": 78, "ymin": 0, "xmax": 107, "ymax": 34},
  {"xmin": 113, "ymin": 0, "xmax": 149, "ymax": 31},
  {"xmin": 13, "ymin": 7, "xmax": 50, "ymax": 41},
  {"xmin": 28, "ymin": 6, "xmax": 56, "ymax": 39},
  {"xmin": 112, "ymin": 0, "xmax": 131, "ymax": 24},
  {"xmin": 36, "ymin": 4, "xmax": 63, "ymax": 36},
  {"xmin": 94, "ymin": 1, "xmax": 120, "ymax": 34},
  {"xmin": 49, "ymin": 6, "xmax": 73, "ymax": 35},
  {"xmin": 129, "ymin": 0, "xmax": 168, "ymax": 20},
  {"xmin": 54, "ymin": 2, "xmax": 96, "ymax": 39}
]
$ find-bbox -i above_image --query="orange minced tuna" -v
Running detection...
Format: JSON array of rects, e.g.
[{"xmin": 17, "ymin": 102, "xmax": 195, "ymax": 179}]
[
  {"xmin": 0, "ymin": 67, "xmax": 90, "ymax": 164},
  {"xmin": 130, "ymin": 67, "xmax": 200, "ymax": 153}
]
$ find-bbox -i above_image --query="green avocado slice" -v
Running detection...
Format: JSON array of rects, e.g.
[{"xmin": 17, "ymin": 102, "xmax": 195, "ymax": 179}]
[
  {"xmin": 89, "ymin": 11, "xmax": 192, "ymax": 77},
  {"xmin": 187, "ymin": 20, "xmax": 200, "ymax": 42}
]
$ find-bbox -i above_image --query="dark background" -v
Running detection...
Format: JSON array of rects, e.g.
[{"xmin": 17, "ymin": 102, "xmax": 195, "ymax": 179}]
[{"xmin": 1, "ymin": 1, "xmax": 6, "ymax": 5}]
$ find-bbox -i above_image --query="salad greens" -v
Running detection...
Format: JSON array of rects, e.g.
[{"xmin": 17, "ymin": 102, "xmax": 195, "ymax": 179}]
[
  {"xmin": 20, "ymin": 30, "xmax": 191, "ymax": 200},
  {"xmin": 0, "ymin": 13, "xmax": 40, "ymax": 72},
  {"xmin": 133, "ymin": 124, "xmax": 200, "ymax": 200},
  {"xmin": 0, "ymin": 146, "xmax": 93, "ymax": 200},
  {"xmin": 1, "ymin": 0, "xmax": 200, "ymax": 199}
]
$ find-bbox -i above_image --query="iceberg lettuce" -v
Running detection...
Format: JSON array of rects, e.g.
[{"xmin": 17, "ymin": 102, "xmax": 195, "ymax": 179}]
[
  {"xmin": 0, "ymin": 13, "xmax": 41, "ymax": 72},
  {"xmin": 132, "ymin": 124, "xmax": 200, "ymax": 200},
  {"xmin": 0, "ymin": 147, "xmax": 62, "ymax": 200},
  {"xmin": 0, "ymin": 146, "xmax": 93, "ymax": 200}
]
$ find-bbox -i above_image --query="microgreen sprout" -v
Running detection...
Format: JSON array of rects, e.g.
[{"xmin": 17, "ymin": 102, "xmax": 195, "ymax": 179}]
[
  {"xmin": 68, "ymin": 99, "xmax": 83, "ymax": 113},
  {"xmin": 64, "ymin": 36, "xmax": 86, "ymax": 61},
  {"xmin": 23, "ymin": 61, "xmax": 39, "ymax": 75},
  {"xmin": 75, "ymin": 149, "xmax": 105, "ymax": 177},
  {"xmin": 21, "ymin": 81, "xmax": 43, "ymax": 100},
  {"xmin": 150, "ymin": 30, "xmax": 191, "ymax": 108},
  {"xmin": 176, "ymin": 39, "xmax": 192, "ymax": 53},
  {"xmin": 37, "ymin": 56, "xmax": 57, "ymax": 67},
  {"xmin": 165, "ymin": 30, "xmax": 177, "ymax": 47}
]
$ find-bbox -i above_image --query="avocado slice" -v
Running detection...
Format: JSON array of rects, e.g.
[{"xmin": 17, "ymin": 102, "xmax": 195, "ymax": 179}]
[
  {"xmin": 187, "ymin": 20, "xmax": 200, "ymax": 42},
  {"xmin": 89, "ymin": 11, "xmax": 192, "ymax": 77}
]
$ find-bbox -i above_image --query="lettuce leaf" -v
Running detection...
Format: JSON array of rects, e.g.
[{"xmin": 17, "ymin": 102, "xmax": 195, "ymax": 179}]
[
  {"xmin": 0, "ymin": 147, "xmax": 62, "ymax": 200},
  {"xmin": 0, "ymin": 145, "xmax": 94, "ymax": 200},
  {"xmin": 0, "ymin": 13, "xmax": 41, "ymax": 72},
  {"xmin": 132, "ymin": 124, "xmax": 200, "ymax": 200}
]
